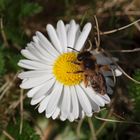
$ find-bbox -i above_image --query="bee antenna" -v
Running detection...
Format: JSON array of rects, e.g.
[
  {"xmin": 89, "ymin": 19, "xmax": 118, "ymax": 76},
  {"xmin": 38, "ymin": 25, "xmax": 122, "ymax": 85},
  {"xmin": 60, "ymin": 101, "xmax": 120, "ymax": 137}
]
[{"xmin": 67, "ymin": 47, "xmax": 80, "ymax": 52}]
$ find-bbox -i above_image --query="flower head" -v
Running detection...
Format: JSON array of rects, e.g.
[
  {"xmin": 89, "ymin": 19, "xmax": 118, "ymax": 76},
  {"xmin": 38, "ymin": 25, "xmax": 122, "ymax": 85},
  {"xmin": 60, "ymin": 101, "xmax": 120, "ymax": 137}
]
[{"xmin": 18, "ymin": 20, "xmax": 121, "ymax": 121}]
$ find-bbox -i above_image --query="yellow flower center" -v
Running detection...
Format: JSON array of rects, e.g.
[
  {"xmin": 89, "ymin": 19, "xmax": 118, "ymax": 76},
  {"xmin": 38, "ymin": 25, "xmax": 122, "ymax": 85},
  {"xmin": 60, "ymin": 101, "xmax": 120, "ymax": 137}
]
[{"xmin": 53, "ymin": 52, "xmax": 83, "ymax": 85}]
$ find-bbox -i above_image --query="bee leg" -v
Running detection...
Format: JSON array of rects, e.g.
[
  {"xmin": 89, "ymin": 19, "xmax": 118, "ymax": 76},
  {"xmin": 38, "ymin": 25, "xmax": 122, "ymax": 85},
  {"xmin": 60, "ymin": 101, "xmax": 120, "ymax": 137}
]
[
  {"xmin": 68, "ymin": 61, "xmax": 81, "ymax": 65},
  {"xmin": 83, "ymin": 75, "xmax": 88, "ymax": 88},
  {"xmin": 73, "ymin": 70, "xmax": 84, "ymax": 73},
  {"xmin": 67, "ymin": 70, "xmax": 84, "ymax": 74}
]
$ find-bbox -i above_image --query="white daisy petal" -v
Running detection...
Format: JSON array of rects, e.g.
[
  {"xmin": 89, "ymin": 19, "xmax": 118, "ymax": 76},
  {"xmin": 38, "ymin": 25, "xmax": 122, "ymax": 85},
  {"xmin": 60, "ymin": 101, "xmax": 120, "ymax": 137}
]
[
  {"xmin": 74, "ymin": 23, "xmax": 92, "ymax": 51},
  {"xmin": 80, "ymin": 83, "xmax": 105, "ymax": 107},
  {"xmin": 70, "ymin": 86, "xmax": 79, "ymax": 119},
  {"xmin": 18, "ymin": 59, "xmax": 52, "ymax": 70},
  {"xmin": 61, "ymin": 86, "xmax": 71, "ymax": 119},
  {"xmin": 30, "ymin": 41, "xmax": 54, "ymax": 63},
  {"xmin": 46, "ymin": 111, "xmax": 55, "ymax": 118},
  {"xmin": 67, "ymin": 20, "xmax": 77, "ymax": 48},
  {"xmin": 115, "ymin": 69, "xmax": 122, "ymax": 76},
  {"xmin": 33, "ymin": 78, "xmax": 55, "ymax": 99},
  {"xmin": 60, "ymin": 115, "xmax": 67, "ymax": 121},
  {"xmin": 99, "ymin": 94, "xmax": 110, "ymax": 104},
  {"xmin": 20, "ymin": 74, "xmax": 53, "ymax": 89},
  {"xmin": 36, "ymin": 31, "xmax": 59, "ymax": 57},
  {"xmin": 65, "ymin": 24, "xmax": 69, "ymax": 33},
  {"xmin": 32, "ymin": 36, "xmax": 53, "ymax": 59},
  {"xmin": 57, "ymin": 20, "xmax": 67, "ymax": 52},
  {"xmin": 30, "ymin": 96, "xmax": 45, "ymax": 105},
  {"xmin": 28, "ymin": 41, "xmax": 49, "ymax": 61},
  {"xmin": 27, "ymin": 84, "xmax": 44, "ymax": 98},
  {"xmin": 26, "ymin": 44, "xmax": 47, "ymax": 61},
  {"xmin": 46, "ymin": 24, "xmax": 63, "ymax": 53},
  {"xmin": 46, "ymin": 82, "xmax": 63, "ymax": 114},
  {"xmin": 38, "ymin": 94, "xmax": 51, "ymax": 113},
  {"xmin": 79, "ymin": 110, "xmax": 85, "ymax": 119},
  {"xmin": 75, "ymin": 24, "xmax": 81, "ymax": 44},
  {"xmin": 68, "ymin": 113, "xmax": 75, "ymax": 122},
  {"xmin": 21, "ymin": 49, "xmax": 39, "ymax": 61},
  {"xmin": 89, "ymin": 99, "xmax": 100, "ymax": 112},
  {"xmin": 18, "ymin": 70, "xmax": 52, "ymax": 79},
  {"xmin": 75, "ymin": 85, "xmax": 92, "ymax": 116},
  {"xmin": 52, "ymin": 107, "xmax": 60, "ymax": 120}
]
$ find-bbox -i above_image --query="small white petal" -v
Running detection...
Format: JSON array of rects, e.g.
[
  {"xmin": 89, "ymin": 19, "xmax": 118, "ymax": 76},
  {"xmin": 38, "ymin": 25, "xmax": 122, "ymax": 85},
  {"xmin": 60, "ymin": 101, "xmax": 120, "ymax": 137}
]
[
  {"xmin": 57, "ymin": 20, "xmax": 67, "ymax": 52},
  {"xmin": 46, "ymin": 82, "xmax": 63, "ymax": 114},
  {"xmin": 61, "ymin": 86, "xmax": 71, "ymax": 119},
  {"xmin": 74, "ymin": 23, "xmax": 92, "ymax": 51},
  {"xmin": 115, "ymin": 69, "xmax": 122, "ymax": 76},
  {"xmin": 67, "ymin": 20, "xmax": 77, "ymax": 48},
  {"xmin": 29, "ymin": 41, "xmax": 50, "ymax": 61},
  {"xmin": 20, "ymin": 74, "xmax": 53, "ymax": 89},
  {"xmin": 75, "ymin": 85, "xmax": 92, "ymax": 115},
  {"xmin": 80, "ymin": 83, "xmax": 105, "ymax": 107},
  {"xmin": 65, "ymin": 24, "xmax": 69, "ymax": 33},
  {"xmin": 99, "ymin": 94, "xmax": 110, "ymax": 104},
  {"xmin": 60, "ymin": 115, "xmax": 67, "ymax": 121},
  {"xmin": 30, "ymin": 96, "xmax": 45, "ymax": 105},
  {"xmin": 18, "ymin": 59, "xmax": 52, "ymax": 70},
  {"xmin": 26, "ymin": 44, "xmax": 47, "ymax": 61},
  {"xmin": 38, "ymin": 94, "xmax": 51, "ymax": 113},
  {"xmin": 52, "ymin": 107, "xmax": 60, "ymax": 119},
  {"xmin": 18, "ymin": 70, "xmax": 52, "ymax": 79},
  {"xmin": 21, "ymin": 49, "xmax": 39, "ymax": 61},
  {"xmin": 74, "ymin": 24, "xmax": 81, "ymax": 45},
  {"xmin": 36, "ymin": 31, "xmax": 59, "ymax": 57},
  {"xmin": 87, "ymin": 113, "xmax": 92, "ymax": 117},
  {"xmin": 31, "ymin": 41, "xmax": 54, "ymax": 63},
  {"xmin": 46, "ymin": 24, "xmax": 63, "ymax": 53},
  {"xmin": 32, "ymin": 36, "xmax": 52, "ymax": 59},
  {"xmin": 68, "ymin": 113, "xmax": 74, "ymax": 122},
  {"xmin": 45, "ymin": 111, "xmax": 55, "ymax": 118},
  {"xmin": 79, "ymin": 110, "xmax": 85, "ymax": 119},
  {"xmin": 27, "ymin": 84, "xmax": 44, "ymax": 97},
  {"xmin": 90, "ymin": 99, "xmax": 100, "ymax": 112},
  {"xmin": 33, "ymin": 78, "xmax": 55, "ymax": 99},
  {"xmin": 70, "ymin": 86, "xmax": 79, "ymax": 119}
]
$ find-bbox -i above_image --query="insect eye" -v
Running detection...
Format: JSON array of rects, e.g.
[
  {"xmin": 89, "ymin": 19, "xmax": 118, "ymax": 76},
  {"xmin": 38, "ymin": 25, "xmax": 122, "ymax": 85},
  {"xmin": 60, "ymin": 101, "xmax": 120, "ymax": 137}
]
[
  {"xmin": 84, "ymin": 59, "xmax": 95, "ymax": 69},
  {"xmin": 77, "ymin": 54, "xmax": 83, "ymax": 61}
]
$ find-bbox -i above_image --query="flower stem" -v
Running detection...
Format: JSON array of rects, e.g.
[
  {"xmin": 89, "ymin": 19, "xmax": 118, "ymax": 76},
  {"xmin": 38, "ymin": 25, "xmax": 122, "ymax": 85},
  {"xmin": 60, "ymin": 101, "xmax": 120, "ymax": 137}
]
[{"xmin": 88, "ymin": 118, "xmax": 97, "ymax": 140}]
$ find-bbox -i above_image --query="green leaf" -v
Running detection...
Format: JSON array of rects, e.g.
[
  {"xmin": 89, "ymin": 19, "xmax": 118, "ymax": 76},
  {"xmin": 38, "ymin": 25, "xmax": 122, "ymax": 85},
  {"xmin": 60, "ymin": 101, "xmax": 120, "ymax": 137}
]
[
  {"xmin": 128, "ymin": 69, "xmax": 140, "ymax": 120},
  {"xmin": 20, "ymin": 2, "xmax": 43, "ymax": 18},
  {"xmin": 7, "ymin": 119, "xmax": 40, "ymax": 140}
]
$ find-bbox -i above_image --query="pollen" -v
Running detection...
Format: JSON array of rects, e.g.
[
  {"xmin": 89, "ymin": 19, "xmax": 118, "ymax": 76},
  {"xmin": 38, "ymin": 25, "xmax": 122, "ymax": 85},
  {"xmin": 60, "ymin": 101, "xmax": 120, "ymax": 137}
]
[{"xmin": 53, "ymin": 52, "xmax": 83, "ymax": 85}]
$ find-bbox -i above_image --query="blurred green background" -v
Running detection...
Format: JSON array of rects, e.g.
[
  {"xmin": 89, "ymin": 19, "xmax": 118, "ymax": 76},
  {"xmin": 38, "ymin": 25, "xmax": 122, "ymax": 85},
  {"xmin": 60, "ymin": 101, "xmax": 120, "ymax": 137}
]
[{"xmin": 0, "ymin": 0, "xmax": 140, "ymax": 140}]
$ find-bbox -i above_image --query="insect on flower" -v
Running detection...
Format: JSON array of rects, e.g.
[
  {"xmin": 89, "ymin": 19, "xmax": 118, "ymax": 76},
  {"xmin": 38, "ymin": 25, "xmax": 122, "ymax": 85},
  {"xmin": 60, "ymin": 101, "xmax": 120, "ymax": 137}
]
[
  {"xmin": 68, "ymin": 46, "xmax": 111, "ymax": 95},
  {"xmin": 18, "ymin": 18, "xmax": 129, "ymax": 121}
]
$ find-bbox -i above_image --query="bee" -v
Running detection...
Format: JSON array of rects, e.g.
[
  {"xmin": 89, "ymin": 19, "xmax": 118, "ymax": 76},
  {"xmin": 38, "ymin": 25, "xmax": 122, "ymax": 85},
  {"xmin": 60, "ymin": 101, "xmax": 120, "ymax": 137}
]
[{"xmin": 68, "ymin": 47, "xmax": 110, "ymax": 95}]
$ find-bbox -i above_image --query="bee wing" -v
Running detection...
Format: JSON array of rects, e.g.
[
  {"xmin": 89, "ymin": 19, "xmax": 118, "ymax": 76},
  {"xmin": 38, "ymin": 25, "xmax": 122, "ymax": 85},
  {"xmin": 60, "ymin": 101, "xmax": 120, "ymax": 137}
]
[{"xmin": 91, "ymin": 51, "xmax": 118, "ymax": 65}]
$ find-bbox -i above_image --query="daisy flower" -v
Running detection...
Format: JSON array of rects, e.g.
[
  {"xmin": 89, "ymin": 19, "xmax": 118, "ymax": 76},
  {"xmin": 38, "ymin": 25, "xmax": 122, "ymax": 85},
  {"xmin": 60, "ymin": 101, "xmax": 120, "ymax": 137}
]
[{"xmin": 18, "ymin": 20, "xmax": 122, "ymax": 122}]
